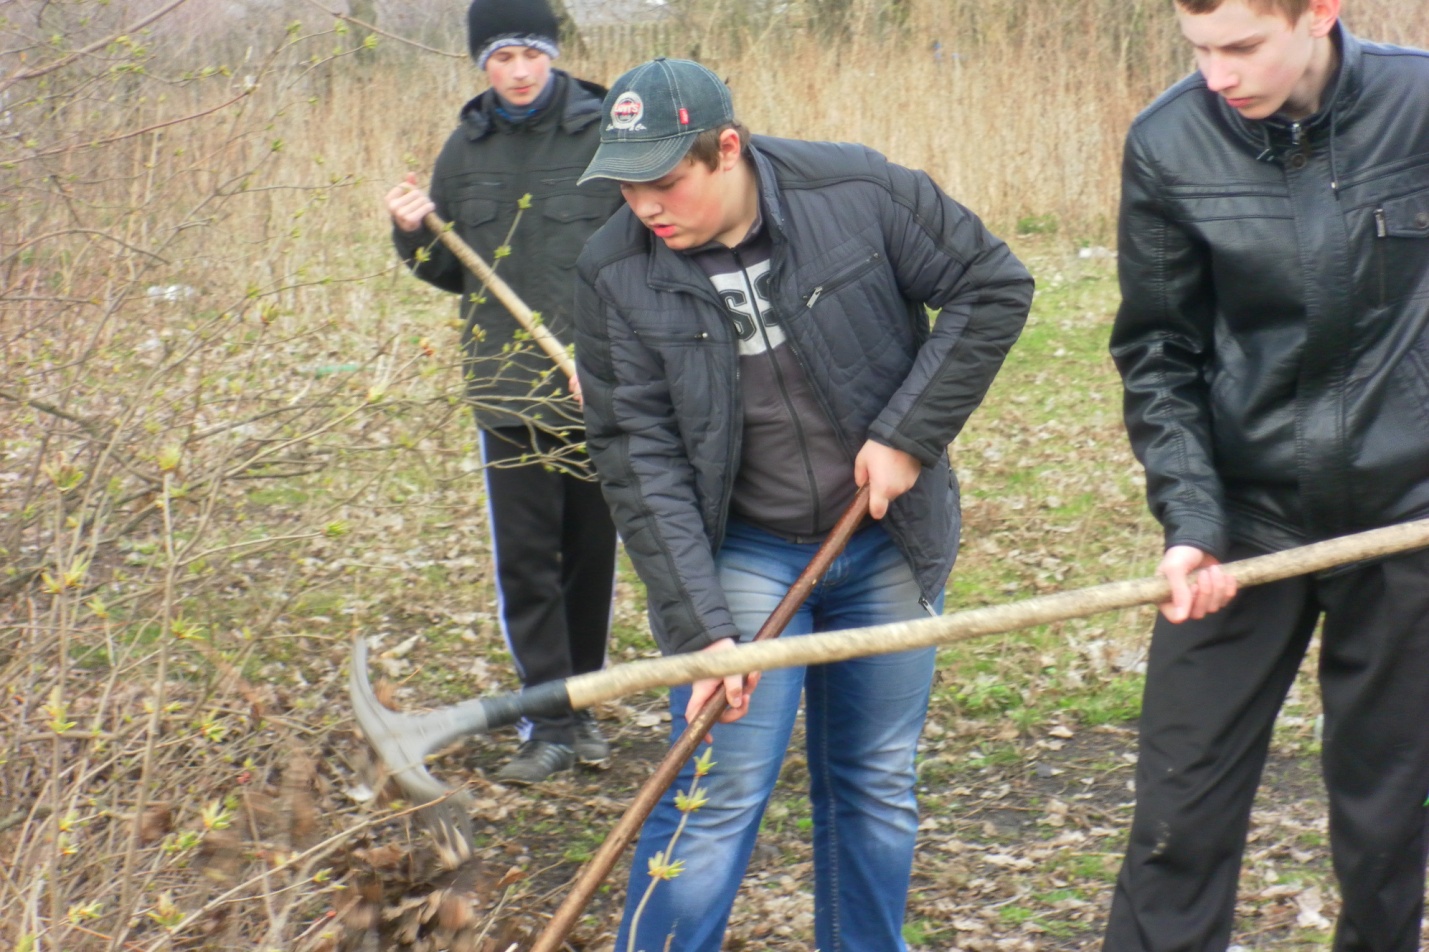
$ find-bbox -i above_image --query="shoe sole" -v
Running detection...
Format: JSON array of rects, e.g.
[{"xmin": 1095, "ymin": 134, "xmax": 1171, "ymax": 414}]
[{"xmin": 496, "ymin": 766, "xmax": 573, "ymax": 786}]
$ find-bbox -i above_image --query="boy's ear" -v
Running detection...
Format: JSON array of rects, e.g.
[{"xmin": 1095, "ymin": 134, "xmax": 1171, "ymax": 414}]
[
  {"xmin": 1308, "ymin": 0, "xmax": 1340, "ymax": 37},
  {"xmin": 718, "ymin": 128, "xmax": 743, "ymax": 169}
]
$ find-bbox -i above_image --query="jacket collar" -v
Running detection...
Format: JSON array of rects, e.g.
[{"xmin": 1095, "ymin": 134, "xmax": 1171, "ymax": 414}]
[
  {"xmin": 459, "ymin": 70, "xmax": 606, "ymax": 141},
  {"xmin": 1218, "ymin": 22, "xmax": 1362, "ymax": 157},
  {"xmin": 645, "ymin": 140, "xmax": 789, "ymax": 290},
  {"xmin": 749, "ymin": 141, "xmax": 788, "ymax": 242}
]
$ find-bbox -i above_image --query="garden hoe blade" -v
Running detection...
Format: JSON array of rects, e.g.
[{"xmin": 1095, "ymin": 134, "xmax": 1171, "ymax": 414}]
[
  {"xmin": 349, "ymin": 637, "xmax": 485, "ymax": 849},
  {"xmin": 350, "ymin": 637, "xmax": 575, "ymax": 853}
]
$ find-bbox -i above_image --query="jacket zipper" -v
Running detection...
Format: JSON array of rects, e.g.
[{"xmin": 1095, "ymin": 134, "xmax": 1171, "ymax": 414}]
[
  {"xmin": 767, "ymin": 243, "xmax": 861, "ymax": 468},
  {"xmin": 803, "ymin": 251, "xmax": 884, "ymax": 309},
  {"xmin": 718, "ymin": 342, "xmax": 740, "ymax": 556},
  {"xmin": 631, "ymin": 327, "xmax": 710, "ymax": 343},
  {"xmin": 1375, "ymin": 206, "xmax": 1388, "ymax": 306}
]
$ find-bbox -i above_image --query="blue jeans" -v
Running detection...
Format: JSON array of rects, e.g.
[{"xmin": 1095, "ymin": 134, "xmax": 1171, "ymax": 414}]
[{"xmin": 617, "ymin": 519, "xmax": 940, "ymax": 952}]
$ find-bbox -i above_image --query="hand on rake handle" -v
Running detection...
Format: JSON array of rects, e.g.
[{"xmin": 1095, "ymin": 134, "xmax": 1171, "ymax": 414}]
[
  {"xmin": 386, "ymin": 172, "xmax": 434, "ymax": 233},
  {"xmin": 568, "ymin": 369, "xmax": 584, "ymax": 408},
  {"xmin": 855, "ymin": 439, "xmax": 921, "ymax": 519},
  {"xmin": 687, "ymin": 637, "xmax": 764, "ymax": 736},
  {"xmin": 1158, "ymin": 545, "xmax": 1238, "ymax": 623}
]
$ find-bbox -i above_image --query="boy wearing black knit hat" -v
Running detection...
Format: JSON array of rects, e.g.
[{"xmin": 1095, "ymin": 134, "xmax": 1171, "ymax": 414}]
[{"xmin": 385, "ymin": 0, "xmax": 623, "ymax": 785}]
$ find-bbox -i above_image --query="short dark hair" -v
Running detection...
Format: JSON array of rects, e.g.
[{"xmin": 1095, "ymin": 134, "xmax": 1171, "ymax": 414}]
[
  {"xmin": 1174, "ymin": 0, "xmax": 1311, "ymax": 22},
  {"xmin": 685, "ymin": 122, "xmax": 751, "ymax": 171}
]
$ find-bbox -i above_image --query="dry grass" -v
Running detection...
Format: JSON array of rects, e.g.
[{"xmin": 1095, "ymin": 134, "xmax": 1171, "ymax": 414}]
[{"xmin": 3, "ymin": 0, "xmax": 1428, "ymax": 948}]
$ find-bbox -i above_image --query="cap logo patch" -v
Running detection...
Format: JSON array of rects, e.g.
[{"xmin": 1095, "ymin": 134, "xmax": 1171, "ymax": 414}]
[{"xmin": 608, "ymin": 92, "xmax": 646, "ymax": 131}]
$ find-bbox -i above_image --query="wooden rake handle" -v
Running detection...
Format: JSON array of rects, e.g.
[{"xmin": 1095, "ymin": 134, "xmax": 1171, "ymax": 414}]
[
  {"xmin": 526, "ymin": 515, "xmax": 1429, "ymax": 945},
  {"xmin": 558, "ymin": 516, "xmax": 1429, "ymax": 712},
  {"xmin": 423, "ymin": 210, "xmax": 577, "ymax": 379},
  {"xmin": 528, "ymin": 486, "xmax": 872, "ymax": 952}
]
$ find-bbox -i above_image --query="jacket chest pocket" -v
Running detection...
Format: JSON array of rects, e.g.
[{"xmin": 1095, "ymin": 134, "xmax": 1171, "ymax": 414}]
[
  {"xmin": 800, "ymin": 251, "xmax": 884, "ymax": 310},
  {"xmin": 1373, "ymin": 189, "xmax": 1429, "ymax": 308},
  {"xmin": 630, "ymin": 321, "xmax": 717, "ymax": 347},
  {"xmin": 455, "ymin": 196, "xmax": 502, "ymax": 240},
  {"xmin": 541, "ymin": 193, "xmax": 617, "ymax": 270}
]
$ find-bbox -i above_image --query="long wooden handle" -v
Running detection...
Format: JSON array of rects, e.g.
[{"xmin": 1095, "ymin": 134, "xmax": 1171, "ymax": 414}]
[
  {"xmin": 527, "ymin": 516, "xmax": 1429, "ymax": 945},
  {"xmin": 423, "ymin": 210, "xmax": 577, "ymax": 379},
  {"xmin": 528, "ymin": 487, "xmax": 872, "ymax": 952},
  {"xmin": 559, "ymin": 516, "xmax": 1429, "ymax": 710}
]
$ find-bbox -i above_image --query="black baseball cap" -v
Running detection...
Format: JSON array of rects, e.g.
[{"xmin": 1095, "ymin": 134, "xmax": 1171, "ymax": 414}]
[{"xmin": 578, "ymin": 58, "xmax": 735, "ymax": 185}]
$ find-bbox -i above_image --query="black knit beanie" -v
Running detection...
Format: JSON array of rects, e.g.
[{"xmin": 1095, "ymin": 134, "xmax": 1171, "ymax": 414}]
[{"xmin": 467, "ymin": 0, "xmax": 561, "ymax": 68}]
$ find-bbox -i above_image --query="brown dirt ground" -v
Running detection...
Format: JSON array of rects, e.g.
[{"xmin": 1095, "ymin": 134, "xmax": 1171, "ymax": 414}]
[{"xmin": 344, "ymin": 693, "xmax": 1334, "ymax": 952}]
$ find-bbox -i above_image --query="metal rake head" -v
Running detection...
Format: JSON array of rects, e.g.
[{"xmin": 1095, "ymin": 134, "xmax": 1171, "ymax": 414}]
[{"xmin": 348, "ymin": 637, "xmax": 490, "ymax": 849}]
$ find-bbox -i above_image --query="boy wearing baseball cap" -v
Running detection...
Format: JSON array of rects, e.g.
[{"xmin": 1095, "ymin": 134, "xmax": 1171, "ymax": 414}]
[
  {"xmin": 385, "ymin": 0, "xmax": 623, "ymax": 785},
  {"xmin": 573, "ymin": 57, "xmax": 1033, "ymax": 951}
]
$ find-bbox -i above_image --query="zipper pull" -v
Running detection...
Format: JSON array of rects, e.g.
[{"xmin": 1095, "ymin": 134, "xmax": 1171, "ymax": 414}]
[
  {"xmin": 804, "ymin": 286, "xmax": 824, "ymax": 309},
  {"xmin": 1375, "ymin": 207, "xmax": 1388, "ymax": 238},
  {"xmin": 1291, "ymin": 122, "xmax": 1303, "ymax": 147}
]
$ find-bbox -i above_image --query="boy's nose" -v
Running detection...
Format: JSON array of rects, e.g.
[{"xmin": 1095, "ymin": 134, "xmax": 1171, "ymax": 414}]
[{"xmin": 1203, "ymin": 59, "xmax": 1237, "ymax": 93}]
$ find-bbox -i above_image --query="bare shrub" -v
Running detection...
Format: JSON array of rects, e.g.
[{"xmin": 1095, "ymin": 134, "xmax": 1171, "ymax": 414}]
[{"xmin": 0, "ymin": 3, "xmax": 542, "ymax": 948}]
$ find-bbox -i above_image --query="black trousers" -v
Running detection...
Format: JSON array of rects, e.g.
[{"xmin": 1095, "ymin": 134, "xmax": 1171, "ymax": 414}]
[
  {"xmin": 480, "ymin": 426, "xmax": 617, "ymax": 745},
  {"xmin": 1103, "ymin": 546, "xmax": 1429, "ymax": 952}
]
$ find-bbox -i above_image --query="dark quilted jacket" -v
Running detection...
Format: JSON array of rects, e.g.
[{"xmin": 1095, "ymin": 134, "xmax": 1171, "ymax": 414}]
[
  {"xmin": 574, "ymin": 136, "xmax": 1033, "ymax": 655},
  {"xmin": 395, "ymin": 70, "xmax": 623, "ymax": 430},
  {"xmin": 1112, "ymin": 27, "xmax": 1429, "ymax": 558}
]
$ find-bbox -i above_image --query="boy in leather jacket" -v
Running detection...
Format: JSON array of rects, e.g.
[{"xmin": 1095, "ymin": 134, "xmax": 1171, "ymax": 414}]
[{"xmin": 1105, "ymin": 1, "xmax": 1429, "ymax": 949}]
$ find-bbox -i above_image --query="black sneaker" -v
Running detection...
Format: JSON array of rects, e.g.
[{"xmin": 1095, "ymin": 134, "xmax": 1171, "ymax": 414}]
[
  {"xmin": 573, "ymin": 710, "xmax": 611, "ymax": 765},
  {"xmin": 496, "ymin": 740, "xmax": 574, "ymax": 785}
]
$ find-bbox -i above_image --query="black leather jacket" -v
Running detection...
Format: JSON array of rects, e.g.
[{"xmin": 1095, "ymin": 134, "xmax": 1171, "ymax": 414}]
[
  {"xmin": 1112, "ymin": 26, "xmax": 1429, "ymax": 558},
  {"xmin": 395, "ymin": 71, "xmax": 623, "ymax": 430}
]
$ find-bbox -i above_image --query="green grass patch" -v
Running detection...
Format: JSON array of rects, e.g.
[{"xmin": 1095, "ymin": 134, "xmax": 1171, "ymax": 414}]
[{"xmin": 246, "ymin": 486, "xmax": 310, "ymax": 507}]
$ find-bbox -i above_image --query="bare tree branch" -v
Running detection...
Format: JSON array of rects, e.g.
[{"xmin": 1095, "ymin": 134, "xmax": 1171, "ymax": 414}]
[
  {"xmin": 299, "ymin": 0, "xmax": 466, "ymax": 58},
  {"xmin": 0, "ymin": 0, "xmax": 195, "ymax": 92}
]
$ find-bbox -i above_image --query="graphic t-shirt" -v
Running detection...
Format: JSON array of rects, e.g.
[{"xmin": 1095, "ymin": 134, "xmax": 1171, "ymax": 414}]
[{"xmin": 685, "ymin": 208, "xmax": 857, "ymax": 539}]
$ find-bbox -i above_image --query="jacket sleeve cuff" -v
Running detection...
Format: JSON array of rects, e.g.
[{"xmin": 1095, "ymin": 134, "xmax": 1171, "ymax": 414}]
[
  {"xmin": 866, "ymin": 425, "xmax": 941, "ymax": 468},
  {"xmin": 663, "ymin": 620, "xmax": 740, "ymax": 656},
  {"xmin": 1161, "ymin": 509, "xmax": 1229, "ymax": 561},
  {"xmin": 391, "ymin": 223, "xmax": 432, "ymax": 262}
]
